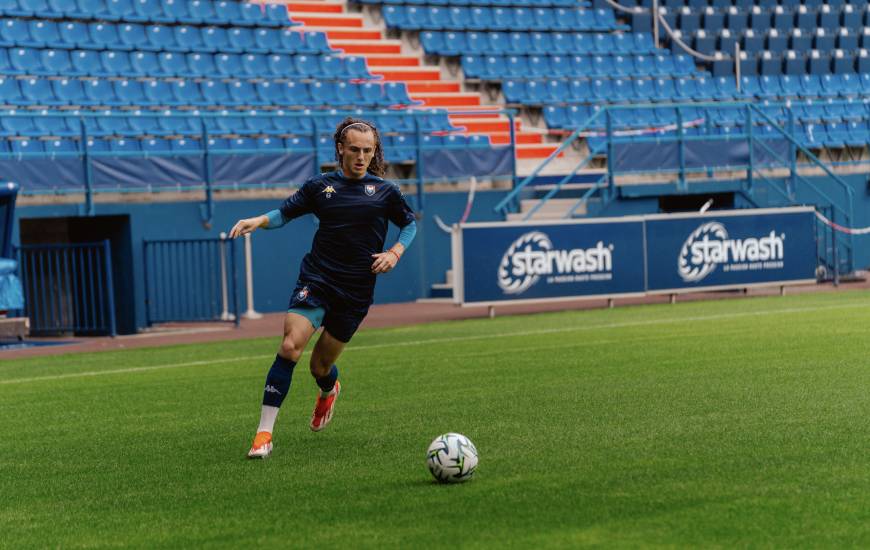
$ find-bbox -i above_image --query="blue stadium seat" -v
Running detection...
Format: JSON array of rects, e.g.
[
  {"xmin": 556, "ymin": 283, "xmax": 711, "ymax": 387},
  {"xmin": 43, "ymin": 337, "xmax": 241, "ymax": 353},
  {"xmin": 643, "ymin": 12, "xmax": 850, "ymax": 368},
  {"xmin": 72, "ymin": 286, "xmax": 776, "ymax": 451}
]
[
  {"xmin": 33, "ymin": 115, "xmax": 82, "ymax": 139},
  {"xmin": 46, "ymin": 0, "xmax": 78, "ymax": 17},
  {"xmin": 266, "ymin": 4, "xmax": 293, "ymax": 26},
  {"xmin": 126, "ymin": 51, "xmax": 156, "ymax": 77},
  {"xmin": 170, "ymin": 138, "xmax": 201, "ymax": 152},
  {"xmin": 72, "ymin": 0, "xmax": 111, "ymax": 20},
  {"xmin": 837, "ymin": 28, "xmax": 858, "ymax": 52},
  {"xmin": 20, "ymin": 77, "xmax": 58, "ymax": 105},
  {"xmin": 241, "ymin": 3, "xmax": 276, "ymax": 27},
  {"xmin": 201, "ymin": 79, "xmax": 230, "ymax": 106},
  {"xmin": 70, "ymin": 49, "xmax": 101, "ymax": 76},
  {"xmin": 107, "ymin": 137, "xmax": 142, "ymax": 151},
  {"xmin": 129, "ymin": 111, "xmax": 164, "ymax": 135},
  {"xmin": 749, "ymin": 6, "xmax": 770, "ymax": 31},
  {"xmin": 304, "ymin": 31, "xmax": 334, "ymax": 54},
  {"xmin": 228, "ymin": 27, "xmax": 256, "ymax": 52},
  {"xmin": 703, "ymin": 7, "xmax": 724, "ymax": 33},
  {"xmin": 185, "ymin": 52, "xmax": 216, "ymax": 78},
  {"xmin": 466, "ymin": 32, "xmax": 487, "ymax": 54},
  {"xmin": 632, "ymin": 54, "xmax": 653, "ymax": 76},
  {"xmin": 103, "ymin": 0, "xmax": 134, "ymax": 21},
  {"xmin": 275, "ymin": 29, "xmax": 304, "ymax": 54},
  {"xmin": 568, "ymin": 78, "xmax": 592, "ymax": 101},
  {"xmin": 758, "ymin": 74, "xmax": 782, "ymax": 98},
  {"xmin": 253, "ymin": 28, "xmax": 280, "ymax": 53},
  {"xmin": 591, "ymin": 78, "xmax": 613, "ymax": 101},
  {"xmin": 818, "ymin": 5, "xmax": 839, "ymax": 29},
  {"xmin": 502, "ymin": 79, "xmax": 526, "ymax": 103},
  {"xmin": 29, "ymin": 21, "xmax": 64, "ymax": 49},
  {"xmin": 764, "ymin": 29, "xmax": 785, "ymax": 53},
  {"xmin": 795, "ymin": 5, "xmax": 815, "ymax": 30},
  {"xmin": 146, "ymin": 24, "xmax": 177, "ymax": 50},
  {"xmin": 59, "ymin": 22, "xmax": 90, "ymax": 48},
  {"xmin": 382, "ymin": 6, "xmax": 408, "ymax": 29},
  {"xmin": 693, "ymin": 30, "xmax": 715, "ymax": 55},
  {"xmin": 141, "ymin": 138, "xmax": 172, "ymax": 154},
  {"xmin": 832, "ymin": 49, "xmax": 855, "ymax": 74},
  {"xmin": 173, "ymin": 25, "xmax": 205, "ymax": 53},
  {"xmin": 760, "ymin": 51, "xmax": 782, "ymax": 75},
  {"xmin": 212, "ymin": 53, "xmax": 240, "ymax": 78},
  {"xmin": 842, "ymin": 4, "xmax": 861, "ymax": 28},
  {"xmin": 813, "ymin": 29, "xmax": 835, "ymax": 52},
  {"xmin": 52, "ymin": 78, "xmax": 86, "ymax": 105},
  {"xmin": 819, "ymin": 74, "xmax": 844, "ymax": 98},
  {"xmin": 653, "ymin": 54, "xmax": 675, "ymax": 76},
  {"xmin": 10, "ymin": 139, "xmax": 45, "ymax": 154},
  {"xmin": 228, "ymin": 80, "xmax": 264, "ymax": 107},
  {"xmin": 130, "ymin": 0, "xmax": 162, "ymax": 22},
  {"xmin": 100, "ymin": 50, "xmax": 132, "ymax": 76},
  {"xmin": 424, "ymin": 6, "xmax": 451, "ymax": 31},
  {"xmin": 743, "ymin": 29, "xmax": 764, "ymax": 54},
  {"xmin": 772, "ymin": 6, "xmax": 793, "ymax": 32},
  {"xmin": 266, "ymin": 53, "xmax": 296, "ymax": 78},
  {"xmin": 157, "ymin": 51, "xmax": 187, "ymax": 77},
  {"xmin": 118, "ymin": 23, "xmax": 149, "ymax": 51},
  {"xmin": 41, "ymin": 49, "xmax": 73, "ymax": 75},
  {"xmin": 0, "ymin": 20, "xmax": 29, "ymax": 49},
  {"xmin": 171, "ymin": 80, "xmax": 207, "ymax": 107},
  {"xmin": 528, "ymin": 55, "xmax": 551, "ymax": 77},
  {"xmin": 779, "ymin": 74, "xmax": 801, "ymax": 97},
  {"xmin": 113, "ymin": 79, "xmax": 145, "ymax": 106},
  {"xmin": 799, "ymin": 74, "xmax": 822, "ymax": 96},
  {"xmin": 84, "ymin": 79, "xmax": 122, "ymax": 106},
  {"xmin": 214, "ymin": 1, "xmax": 242, "ymax": 25},
  {"xmin": 89, "ymin": 23, "xmax": 122, "ymax": 49},
  {"xmin": 592, "ymin": 33, "xmax": 614, "ymax": 55},
  {"xmin": 679, "ymin": 6, "xmax": 701, "ymax": 34},
  {"xmin": 161, "ymin": 0, "xmax": 191, "ymax": 23},
  {"xmin": 385, "ymin": 82, "xmax": 415, "ymax": 105},
  {"xmin": 238, "ymin": 53, "xmax": 267, "ymax": 78},
  {"xmin": 157, "ymin": 111, "xmax": 201, "ymax": 136},
  {"xmin": 808, "ymin": 50, "xmax": 829, "ymax": 74},
  {"xmin": 143, "ymin": 79, "xmax": 172, "ymax": 105},
  {"xmin": 9, "ymin": 48, "xmax": 47, "ymax": 75},
  {"xmin": 197, "ymin": 26, "xmax": 228, "ymax": 52},
  {"xmin": 858, "ymin": 49, "xmax": 870, "ymax": 73},
  {"xmin": 631, "ymin": 78, "xmax": 654, "ymax": 101},
  {"xmin": 253, "ymin": 80, "xmax": 282, "ymax": 106},
  {"xmin": 788, "ymin": 28, "xmax": 810, "ymax": 53},
  {"xmin": 188, "ymin": 0, "xmax": 222, "ymax": 25},
  {"xmin": 1, "ymin": 113, "xmax": 39, "ymax": 137}
]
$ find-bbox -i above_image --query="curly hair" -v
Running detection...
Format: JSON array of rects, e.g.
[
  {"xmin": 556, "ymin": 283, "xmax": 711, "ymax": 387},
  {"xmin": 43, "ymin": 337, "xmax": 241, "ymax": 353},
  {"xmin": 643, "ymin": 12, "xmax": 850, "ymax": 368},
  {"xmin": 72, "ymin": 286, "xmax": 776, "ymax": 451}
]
[{"xmin": 333, "ymin": 117, "xmax": 386, "ymax": 177}]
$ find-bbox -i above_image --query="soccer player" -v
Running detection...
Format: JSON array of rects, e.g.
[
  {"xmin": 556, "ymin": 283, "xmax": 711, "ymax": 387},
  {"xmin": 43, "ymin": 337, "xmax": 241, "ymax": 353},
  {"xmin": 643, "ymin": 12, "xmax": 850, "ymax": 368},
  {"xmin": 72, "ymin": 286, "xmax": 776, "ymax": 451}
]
[{"xmin": 229, "ymin": 117, "xmax": 417, "ymax": 459}]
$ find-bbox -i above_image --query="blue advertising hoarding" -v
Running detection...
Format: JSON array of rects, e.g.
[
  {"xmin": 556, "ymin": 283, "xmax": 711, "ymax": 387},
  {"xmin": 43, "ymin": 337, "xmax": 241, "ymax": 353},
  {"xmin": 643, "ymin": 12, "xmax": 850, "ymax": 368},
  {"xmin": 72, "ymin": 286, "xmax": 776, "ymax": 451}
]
[
  {"xmin": 454, "ymin": 217, "xmax": 647, "ymax": 304},
  {"xmin": 454, "ymin": 207, "xmax": 818, "ymax": 306},
  {"xmin": 645, "ymin": 208, "xmax": 817, "ymax": 292}
]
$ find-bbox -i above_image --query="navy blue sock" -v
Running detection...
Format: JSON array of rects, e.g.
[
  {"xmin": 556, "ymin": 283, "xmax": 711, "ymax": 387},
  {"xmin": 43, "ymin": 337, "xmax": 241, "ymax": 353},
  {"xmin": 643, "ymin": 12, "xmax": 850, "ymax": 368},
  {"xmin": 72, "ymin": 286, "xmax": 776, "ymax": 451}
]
[
  {"xmin": 315, "ymin": 365, "xmax": 339, "ymax": 393},
  {"xmin": 263, "ymin": 354, "xmax": 296, "ymax": 408}
]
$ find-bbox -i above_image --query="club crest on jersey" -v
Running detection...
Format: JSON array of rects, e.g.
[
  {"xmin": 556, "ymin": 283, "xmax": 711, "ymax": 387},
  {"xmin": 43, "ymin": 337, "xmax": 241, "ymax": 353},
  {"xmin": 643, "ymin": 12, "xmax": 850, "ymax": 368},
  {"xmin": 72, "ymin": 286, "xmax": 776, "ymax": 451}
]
[
  {"xmin": 297, "ymin": 287, "xmax": 309, "ymax": 300},
  {"xmin": 365, "ymin": 184, "xmax": 376, "ymax": 196},
  {"xmin": 322, "ymin": 185, "xmax": 336, "ymax": 198}
]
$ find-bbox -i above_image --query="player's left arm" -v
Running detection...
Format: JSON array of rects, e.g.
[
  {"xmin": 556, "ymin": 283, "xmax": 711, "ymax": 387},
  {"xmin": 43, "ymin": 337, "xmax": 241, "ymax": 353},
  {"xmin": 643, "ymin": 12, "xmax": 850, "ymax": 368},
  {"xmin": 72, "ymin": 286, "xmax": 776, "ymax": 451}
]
[{"xmin": 371, "ymin": 185, "xmax": 417, "ymax": 274}]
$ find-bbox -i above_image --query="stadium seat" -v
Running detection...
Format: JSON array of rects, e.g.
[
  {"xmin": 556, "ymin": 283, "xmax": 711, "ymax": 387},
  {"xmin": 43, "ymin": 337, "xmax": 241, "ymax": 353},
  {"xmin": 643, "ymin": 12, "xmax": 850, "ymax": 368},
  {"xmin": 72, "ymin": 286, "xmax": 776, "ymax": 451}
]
[
  {"xmin": 214, "ymin": 1, "xmax": 242, "ymax": 25},
  {"xmin": 29, "ymin": 21, "xmax": 64, "ymax": 49},
  {"xmin": 100, "ymin": 50, "xmax": 132, "ymax": 76},
  {"xmin": 157, "ymin": 51, "xmax": 187, "ymax": 77},
  {"xmin": 146, "ymin": 24, "xmax": 177, "ymax": 50},
  {"xmin": 70, "ymin": 49, "xmax": 101, "ymax": 76},
  {"xmin": 10, "ymin": 48, "xmax": 47, "ymax": 75},
  {"xmin": 112, "ymin": 79, "xmax": 145, "ymax": 107},
  {"xmin": 19, "ymin": 77, "xmax": 57, "ymax": 106},
  {"xmin": 52, "ymin": 78, "xmax": 86, "ymax": 105},
  {"xmin": 84, "ymin": 79, "xmax": 122, "ymax": 106},
  {"xmin": 41, "ymin": 49, "xmax": 73, "ymax": 75}
]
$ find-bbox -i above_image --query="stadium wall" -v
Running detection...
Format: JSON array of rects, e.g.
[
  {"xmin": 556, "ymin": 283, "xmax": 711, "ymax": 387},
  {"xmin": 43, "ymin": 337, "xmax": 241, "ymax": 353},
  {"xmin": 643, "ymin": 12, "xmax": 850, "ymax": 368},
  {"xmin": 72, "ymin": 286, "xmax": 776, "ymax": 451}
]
[{"xmin": 12, "ymin": 190, "xmax": 510, "ymax": 332}]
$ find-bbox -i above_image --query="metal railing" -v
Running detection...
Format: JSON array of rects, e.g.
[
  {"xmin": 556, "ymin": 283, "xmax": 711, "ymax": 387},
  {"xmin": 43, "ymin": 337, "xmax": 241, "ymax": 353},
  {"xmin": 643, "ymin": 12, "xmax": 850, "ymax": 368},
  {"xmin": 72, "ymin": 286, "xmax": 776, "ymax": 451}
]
[
  {"xmin": 17, "ymin": 240, "xmax": 117, "ymax": 336},
  {"xmin": 143, "ymin": 236, "xmax": 239, "ymax": 326},
  {"xmin": 1, "ymin": 108, "xmax": 518, "ymax": 223}
]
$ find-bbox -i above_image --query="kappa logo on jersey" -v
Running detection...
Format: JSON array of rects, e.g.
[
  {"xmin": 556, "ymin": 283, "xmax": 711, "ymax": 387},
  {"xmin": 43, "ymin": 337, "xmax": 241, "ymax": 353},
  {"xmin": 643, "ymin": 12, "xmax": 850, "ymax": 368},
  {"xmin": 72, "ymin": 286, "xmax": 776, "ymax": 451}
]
[
  {"xmin": 264, "ymin": 385, "xmax": 283, "ymax": 395},
  {"xmin": 322, "ymin": 185, "xmax": 336, "ymax": 198},
  {"xmin": 297, "ymin": 287, "xmax": 309, "ymax": 300},
  {"xmin": 365, "ymin": 184, "xmax": 376, "ymax": 196}
]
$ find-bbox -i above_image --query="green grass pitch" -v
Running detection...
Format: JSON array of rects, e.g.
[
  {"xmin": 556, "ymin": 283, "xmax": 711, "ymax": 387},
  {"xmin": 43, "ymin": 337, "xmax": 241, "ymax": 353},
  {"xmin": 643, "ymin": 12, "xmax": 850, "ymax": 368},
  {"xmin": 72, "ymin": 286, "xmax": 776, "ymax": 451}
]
[{"xmin": 2, "ymin": 290, "xmax": 870, "ymax": 548}]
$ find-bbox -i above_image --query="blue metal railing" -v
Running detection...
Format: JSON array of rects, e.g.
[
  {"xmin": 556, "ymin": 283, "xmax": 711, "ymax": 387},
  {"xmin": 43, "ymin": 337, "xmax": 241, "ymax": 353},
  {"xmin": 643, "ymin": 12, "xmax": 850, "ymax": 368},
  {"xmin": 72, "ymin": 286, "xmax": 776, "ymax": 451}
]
[
  {"xmin": 505, "ymin": 100, "xmax": 859, "ymax": 272},
  {"xmin": 16, "ymin": 240, "xmax": 117, "ymax": 336},
  {"xmin": 143, "ymin": 237, "xmax": 239, "ymax": 326},
  {"xmin": 1, "ymin": 108, "xmax": 518, "ymax": 223}
]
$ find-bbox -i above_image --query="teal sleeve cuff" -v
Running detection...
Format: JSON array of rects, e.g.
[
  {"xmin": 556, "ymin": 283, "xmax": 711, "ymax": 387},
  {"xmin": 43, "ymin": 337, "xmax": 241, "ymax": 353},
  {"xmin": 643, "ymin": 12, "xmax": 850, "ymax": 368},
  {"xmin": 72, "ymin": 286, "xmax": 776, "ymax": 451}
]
[
  {"xmin": 397, "ymin": 220, "xmax": 417, "ymax": 249},
  {"xmin": 264, "ymin": 209, "xmax": 289, "ymax": 229}
]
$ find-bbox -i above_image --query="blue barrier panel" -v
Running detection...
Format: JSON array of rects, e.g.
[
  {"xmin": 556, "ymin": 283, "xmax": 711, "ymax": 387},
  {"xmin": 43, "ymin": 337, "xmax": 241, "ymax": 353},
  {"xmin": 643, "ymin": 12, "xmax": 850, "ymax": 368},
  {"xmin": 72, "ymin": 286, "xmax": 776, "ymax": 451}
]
[
  {"xmin": 455, "ymin": 218, "xmax": 646, "ymax": 305},
  {"xmin": 143, "ymin": 237, "xmax": 238, "ymax": 325},
  {"xmin": 454, "ymin": 207, "xmax": 818, "ymax": 305},
  {"xmin": 645, "ymin": 208, "xmax": 817, "ymax": 292},
  {"xmin": 612, "ymin": 139, "xmax": 790, "ymax": 173},
  {"xmin": 17, "ymin": 240, "xmax": 117, "ymax": 336}
]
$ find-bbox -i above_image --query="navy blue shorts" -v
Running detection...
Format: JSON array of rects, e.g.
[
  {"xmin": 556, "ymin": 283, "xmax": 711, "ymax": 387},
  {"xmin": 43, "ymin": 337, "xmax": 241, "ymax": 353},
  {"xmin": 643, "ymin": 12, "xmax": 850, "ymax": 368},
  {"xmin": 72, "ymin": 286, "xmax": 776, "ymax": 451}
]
[{"xmin": 287, "ymin": 284, "xmax": 369, "ymax": 343}]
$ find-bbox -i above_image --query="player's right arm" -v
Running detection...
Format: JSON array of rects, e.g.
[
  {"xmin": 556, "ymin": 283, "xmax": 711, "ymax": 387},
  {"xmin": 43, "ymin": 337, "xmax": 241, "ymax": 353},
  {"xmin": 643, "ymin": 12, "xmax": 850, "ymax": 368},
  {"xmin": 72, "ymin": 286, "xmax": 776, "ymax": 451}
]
[{"xmin": 228, "ymin": 178, "xmax": 318, "ymax": 239}]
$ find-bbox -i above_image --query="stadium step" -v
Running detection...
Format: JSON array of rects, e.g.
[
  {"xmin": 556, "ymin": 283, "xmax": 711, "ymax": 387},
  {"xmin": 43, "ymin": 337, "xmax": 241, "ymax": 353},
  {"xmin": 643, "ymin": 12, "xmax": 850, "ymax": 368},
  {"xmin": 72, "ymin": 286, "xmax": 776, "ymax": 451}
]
[
  {"xmin": 289, "ymin": 13, "xmax": 363, "ymax": 27},
  {"xmin": 364, "ymin": 55, "xmax": 421, "ymax": 67},
  {"xmin": 516, "ymin": 143, "xmax": 561, "ymax": 159},
  {"xmin": 303, "ymin": 27, "xmax": 383, "ymax": 40},
  {"xmin": 486, "ymin": 132, "xmax": 544, "ymax": 145},
  {"xmin": 330, "ymin": 40, "xmax": 402, "ymax": 55},
  {"xmin": 371, "ymin": 67, "xmax": 442, "ymax": 81},
  {"xmin": 505, "ymin": 198, "xmax": 587, "ymax": 221},
  {"xmin": 412, "ymin": 93, "xmax": 481, "ymax": 107},
  {"xmin": 406, "ymin": 81, "xmax": 461, "ymax": 93},
  {"xmin": 287, "ymin": 1, "xmax": 346, "ymax": 13}
]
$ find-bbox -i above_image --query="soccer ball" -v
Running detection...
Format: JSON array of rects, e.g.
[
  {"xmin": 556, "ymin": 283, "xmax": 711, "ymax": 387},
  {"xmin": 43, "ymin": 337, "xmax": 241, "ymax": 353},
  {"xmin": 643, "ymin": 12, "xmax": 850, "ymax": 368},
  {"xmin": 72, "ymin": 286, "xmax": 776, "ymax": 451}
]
[{"xmin": 426, "ymin": 433, "xmax": 478, "ymax": 483}]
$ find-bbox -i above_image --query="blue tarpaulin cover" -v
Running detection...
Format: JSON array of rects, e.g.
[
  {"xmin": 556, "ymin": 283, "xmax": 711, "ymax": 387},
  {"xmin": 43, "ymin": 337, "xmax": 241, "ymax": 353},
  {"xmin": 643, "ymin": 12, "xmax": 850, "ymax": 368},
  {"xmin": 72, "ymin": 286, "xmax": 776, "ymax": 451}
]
[{"xmin": 0, "ymin": 258, "xmax": 23, "ymax": 310}]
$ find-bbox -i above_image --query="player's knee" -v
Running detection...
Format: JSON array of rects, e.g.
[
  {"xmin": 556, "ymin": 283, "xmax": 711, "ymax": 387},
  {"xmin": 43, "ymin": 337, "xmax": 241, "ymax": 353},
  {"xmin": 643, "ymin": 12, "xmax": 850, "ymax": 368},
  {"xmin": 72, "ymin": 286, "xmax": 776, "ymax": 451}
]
[
  {"xmin": 279, "ymin": 336, "xmax": 304, "ymax": 361},
  {"xmin": 309, "ymin": 357, "xmax": 331, "ymax": 378}
]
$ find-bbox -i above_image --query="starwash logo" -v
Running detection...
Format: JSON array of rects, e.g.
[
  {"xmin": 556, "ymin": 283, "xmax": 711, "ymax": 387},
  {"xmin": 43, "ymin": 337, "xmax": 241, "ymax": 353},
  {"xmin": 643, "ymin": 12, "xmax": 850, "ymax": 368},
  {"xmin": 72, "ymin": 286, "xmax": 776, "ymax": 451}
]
[
  {"xmin": 497, "ymin": 231, "xmax": 614, "ymax": 295},
  {"xmin": 678, "ymin": 221, "xmax": 785, "ymax": 282}
]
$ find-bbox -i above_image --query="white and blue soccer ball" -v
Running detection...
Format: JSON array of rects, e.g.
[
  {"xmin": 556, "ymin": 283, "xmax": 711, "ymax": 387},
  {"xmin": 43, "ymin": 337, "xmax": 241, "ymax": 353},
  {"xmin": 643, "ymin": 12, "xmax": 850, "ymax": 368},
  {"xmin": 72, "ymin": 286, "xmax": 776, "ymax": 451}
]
[{"xmin": 426, "ymin": 433, "xmax": 478, "ymax": 483}]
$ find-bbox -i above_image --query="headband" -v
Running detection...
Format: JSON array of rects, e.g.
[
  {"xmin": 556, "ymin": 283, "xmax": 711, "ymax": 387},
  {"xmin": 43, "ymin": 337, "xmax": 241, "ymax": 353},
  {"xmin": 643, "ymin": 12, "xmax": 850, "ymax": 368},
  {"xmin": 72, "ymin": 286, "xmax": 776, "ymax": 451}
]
[{"xmin": 340, "ymin": 122, "xmax": 373, "ymax": 137}]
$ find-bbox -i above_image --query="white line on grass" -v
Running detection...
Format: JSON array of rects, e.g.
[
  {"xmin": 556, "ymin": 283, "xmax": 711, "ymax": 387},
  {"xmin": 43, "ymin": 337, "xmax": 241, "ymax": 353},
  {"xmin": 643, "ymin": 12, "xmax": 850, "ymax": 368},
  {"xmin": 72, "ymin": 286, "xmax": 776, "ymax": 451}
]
[{"xmin": 1, "ymin": 301, "xmax": 867, "ymax": 386}]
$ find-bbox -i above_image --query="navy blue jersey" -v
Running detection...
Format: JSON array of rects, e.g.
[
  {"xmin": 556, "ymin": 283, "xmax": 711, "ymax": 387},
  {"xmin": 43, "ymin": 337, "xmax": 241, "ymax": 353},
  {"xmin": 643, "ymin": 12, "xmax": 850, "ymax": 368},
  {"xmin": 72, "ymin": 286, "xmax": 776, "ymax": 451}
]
[{"xmin": 279, "ymin": 171, "xmax": 415, "ymax": 310}]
